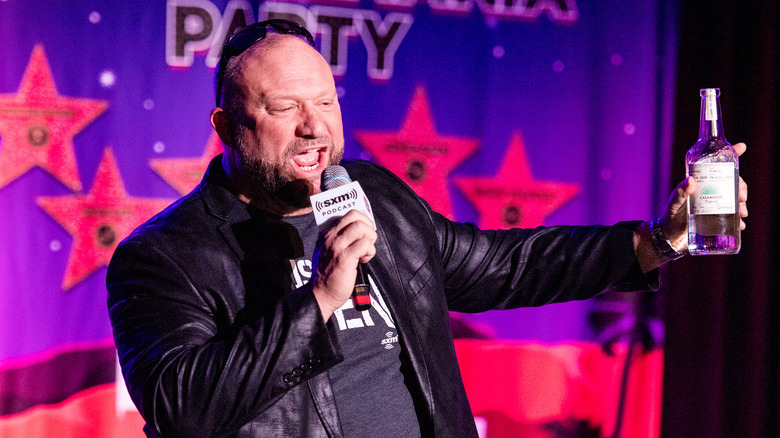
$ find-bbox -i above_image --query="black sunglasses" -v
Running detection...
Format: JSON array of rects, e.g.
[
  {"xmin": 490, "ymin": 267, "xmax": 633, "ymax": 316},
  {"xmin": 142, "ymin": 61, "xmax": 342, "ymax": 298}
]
[{"xmin": 215, "ymin": 19, "xmax": 316, "ymax": 107}]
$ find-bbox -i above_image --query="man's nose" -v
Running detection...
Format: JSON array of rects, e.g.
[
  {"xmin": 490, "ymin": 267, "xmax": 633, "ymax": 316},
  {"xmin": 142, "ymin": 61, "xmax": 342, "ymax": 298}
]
[{"xmin": 296, "ymin": 105, "xmax": 327, "ymax": 138}]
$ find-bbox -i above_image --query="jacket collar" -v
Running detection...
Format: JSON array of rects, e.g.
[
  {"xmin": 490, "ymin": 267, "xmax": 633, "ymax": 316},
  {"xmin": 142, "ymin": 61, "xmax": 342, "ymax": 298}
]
[
  {"xmin": 199, "ymin": 154, "xmax": 246, "ymax": 222},
  {"xmin": 198, "ymin": 155, "xmax": 255, "ymax": 261}
]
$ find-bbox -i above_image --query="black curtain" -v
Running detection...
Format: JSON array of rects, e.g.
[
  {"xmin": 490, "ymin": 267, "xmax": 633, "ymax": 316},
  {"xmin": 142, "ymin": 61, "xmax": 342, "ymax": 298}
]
[{"xmin": 662, "ymin": 1, "xmax": 780, "ymax": 437}]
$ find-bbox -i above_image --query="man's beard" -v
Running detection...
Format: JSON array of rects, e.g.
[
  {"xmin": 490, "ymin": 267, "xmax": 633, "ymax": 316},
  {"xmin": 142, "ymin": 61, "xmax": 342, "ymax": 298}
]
[{"xmin": 234, "ymin": 127, "xmax": 344, "ymax": 211}]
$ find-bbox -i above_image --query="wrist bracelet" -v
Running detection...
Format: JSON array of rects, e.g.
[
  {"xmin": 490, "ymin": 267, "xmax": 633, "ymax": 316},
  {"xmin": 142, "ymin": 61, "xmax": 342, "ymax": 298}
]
[{"xmin": 649, "ymin": 217, "xmax": 686, "ymax": 260}]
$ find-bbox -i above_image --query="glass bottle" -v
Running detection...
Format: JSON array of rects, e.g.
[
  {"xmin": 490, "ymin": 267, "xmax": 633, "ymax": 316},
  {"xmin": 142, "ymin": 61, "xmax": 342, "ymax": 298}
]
[{"xmin": 686, "ymin": 88, "xmax": 740, "ymax": 255}]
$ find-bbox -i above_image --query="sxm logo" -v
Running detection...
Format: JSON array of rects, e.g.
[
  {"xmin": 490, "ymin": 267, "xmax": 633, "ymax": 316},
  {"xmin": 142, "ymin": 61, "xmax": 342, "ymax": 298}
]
[{"xmin": 315, "ymin": 188, "xmax": 358, "ymax": 213}]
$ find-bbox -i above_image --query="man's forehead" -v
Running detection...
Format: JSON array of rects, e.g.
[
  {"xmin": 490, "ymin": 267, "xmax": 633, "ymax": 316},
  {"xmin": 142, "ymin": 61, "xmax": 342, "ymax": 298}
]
[{"xmin": 234, "ymin": 35, "xmax": 335, "ymax": 98}]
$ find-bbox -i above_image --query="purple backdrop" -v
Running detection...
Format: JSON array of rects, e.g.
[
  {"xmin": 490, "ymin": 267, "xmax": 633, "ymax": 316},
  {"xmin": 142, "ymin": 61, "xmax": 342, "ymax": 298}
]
[{"xmin": 0, "ymin": 0, "xmax": 679, "ymax": 434}]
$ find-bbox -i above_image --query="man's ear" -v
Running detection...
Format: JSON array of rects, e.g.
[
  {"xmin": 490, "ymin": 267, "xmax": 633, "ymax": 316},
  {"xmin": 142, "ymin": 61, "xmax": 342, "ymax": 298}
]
[{"xmin": 210, "ymin": 107, "xmax": 234, "ymax": 148}]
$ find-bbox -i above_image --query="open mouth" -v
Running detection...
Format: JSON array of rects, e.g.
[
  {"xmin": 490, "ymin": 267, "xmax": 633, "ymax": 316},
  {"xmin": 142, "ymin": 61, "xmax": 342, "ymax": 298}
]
[{"xmin": 291, "ymin": 147, "xmax": 328, "ymax": 173}]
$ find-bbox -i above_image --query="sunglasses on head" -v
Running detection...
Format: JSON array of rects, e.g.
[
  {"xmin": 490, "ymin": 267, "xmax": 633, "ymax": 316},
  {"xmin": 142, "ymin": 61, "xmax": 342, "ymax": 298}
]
[{"xmin": 215, "ymin": 19, "xmax": 316, "ymax": 107}]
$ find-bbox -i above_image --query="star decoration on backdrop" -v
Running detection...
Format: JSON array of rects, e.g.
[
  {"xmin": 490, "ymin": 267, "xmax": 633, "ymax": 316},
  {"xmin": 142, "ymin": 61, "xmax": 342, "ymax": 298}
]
[
  {"xmin": 150, "ymin": 131, "xmax": 223, "ymax": 195},
  {"xmin": 0, "ymin": 44, "xmax": 108, "ymax": 191},
  {"xmin": 37, "ymin": 148, "xmax": 173, "ymax": 291},
  {"xmin": 354, "ymin": 86, "xmax": 479, "ymax": 219},
  {"xmin": 454, "ymin": 132, "xmax": 579, "ymax": 229}
]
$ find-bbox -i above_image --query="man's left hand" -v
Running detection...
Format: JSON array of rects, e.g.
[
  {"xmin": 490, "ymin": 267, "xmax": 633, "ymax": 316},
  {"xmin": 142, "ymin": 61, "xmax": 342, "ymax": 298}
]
[
  {"xmin": 635, "ymin": 142, "xmax": 748, "ymax": 272},
  {"xmin": 662, "ymin": 142, "xmax": 748, "ymax": 251}
]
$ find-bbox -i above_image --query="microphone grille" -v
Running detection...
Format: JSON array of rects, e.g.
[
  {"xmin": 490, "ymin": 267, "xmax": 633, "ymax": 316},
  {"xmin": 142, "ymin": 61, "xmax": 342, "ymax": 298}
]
[{"xmin": 321, "ymin": 165, "xmax": 352, "ymax": 190}]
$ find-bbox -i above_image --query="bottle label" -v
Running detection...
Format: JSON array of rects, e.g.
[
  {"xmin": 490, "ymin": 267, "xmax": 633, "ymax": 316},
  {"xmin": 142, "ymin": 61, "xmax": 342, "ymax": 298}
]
[
  {"xmin": 689, "ymin": 162, "xmax": 736, "ymax": 214},
  {"xmin": 705, "ymin": 88, "xmax": 718, "ymax": 121}
]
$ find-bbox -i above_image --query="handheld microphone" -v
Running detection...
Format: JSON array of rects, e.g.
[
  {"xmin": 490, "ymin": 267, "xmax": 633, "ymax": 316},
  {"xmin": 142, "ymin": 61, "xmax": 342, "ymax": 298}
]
[{"xmin": 318, "ymin": 165, "xmax": 372, "ymax": 311}]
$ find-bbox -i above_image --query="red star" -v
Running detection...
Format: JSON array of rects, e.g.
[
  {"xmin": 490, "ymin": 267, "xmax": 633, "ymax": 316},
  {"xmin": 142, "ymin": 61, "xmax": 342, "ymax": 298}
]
[
  {"xmin": 37, "ymin": 148, "xmax": 173, "ymax": 290},
  {"xmin": 0, "ymin": 44, "xmax": 108, "ymax": 191},
  {"xmin": 454, "ymin": 132, "xmax": 579, "ymax": 229},
  {"xmin": 354, "ymin": 86, "xmax": 479, "ymax": 219},
  {"xmin": 150, "ymin": 131, "xmax": 223, "ymax": 195}
]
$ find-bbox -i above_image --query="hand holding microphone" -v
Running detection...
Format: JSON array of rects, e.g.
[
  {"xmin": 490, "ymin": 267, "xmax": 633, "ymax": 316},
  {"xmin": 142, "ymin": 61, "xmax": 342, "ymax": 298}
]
[{"xmin": 310, "ymin": 166, "xmax": 376, "ymax": 315}]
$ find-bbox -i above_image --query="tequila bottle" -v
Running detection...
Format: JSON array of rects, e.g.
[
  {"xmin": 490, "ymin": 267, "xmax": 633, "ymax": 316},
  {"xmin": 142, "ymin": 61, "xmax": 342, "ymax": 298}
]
[{"xmin": 686, "ymin": 88, "xmax": 740, "ymax": 255}]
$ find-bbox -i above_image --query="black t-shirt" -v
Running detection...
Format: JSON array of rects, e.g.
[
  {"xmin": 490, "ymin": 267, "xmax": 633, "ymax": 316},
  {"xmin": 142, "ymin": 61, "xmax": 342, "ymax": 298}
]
[{"xmin": 282, "ymin": 213, "xmax": 421, "ymax": 437}]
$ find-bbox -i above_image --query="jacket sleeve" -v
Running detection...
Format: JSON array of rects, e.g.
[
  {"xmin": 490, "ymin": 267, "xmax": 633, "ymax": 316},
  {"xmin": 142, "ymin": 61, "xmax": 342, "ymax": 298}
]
[
  {"xmin": 348, "ymin": 159, "xmax": 657, "ymax": 314},
  {"xmin": 107, "ymin": 238, "xmax": 342, "ymax": 437},
  {"xmin": 432, "ymin": 213, "xmax": 658, "ymax": 312}
]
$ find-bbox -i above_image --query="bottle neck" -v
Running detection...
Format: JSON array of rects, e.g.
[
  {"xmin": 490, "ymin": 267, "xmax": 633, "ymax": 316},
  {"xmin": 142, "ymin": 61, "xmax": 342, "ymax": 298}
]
[{"xmin": 698, "ymin": 88, "xmax": 726, "ymax": 140}]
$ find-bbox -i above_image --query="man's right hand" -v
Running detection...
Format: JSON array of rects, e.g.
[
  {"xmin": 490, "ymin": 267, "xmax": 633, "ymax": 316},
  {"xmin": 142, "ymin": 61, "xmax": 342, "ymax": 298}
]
[{"xmin": 311, "ymin": 209, "xmax": 377, "ymax": 321}]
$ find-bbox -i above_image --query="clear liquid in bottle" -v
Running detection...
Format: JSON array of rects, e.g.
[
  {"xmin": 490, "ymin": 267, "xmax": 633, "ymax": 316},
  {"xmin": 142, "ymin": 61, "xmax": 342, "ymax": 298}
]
[{"xmin": 686, "ymin": 88, "xmax": 740, "ymax": 255}]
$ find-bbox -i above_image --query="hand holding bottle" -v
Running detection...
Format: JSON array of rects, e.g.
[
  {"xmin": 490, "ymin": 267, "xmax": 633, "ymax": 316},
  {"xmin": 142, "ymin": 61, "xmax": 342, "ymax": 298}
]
[
  {"xmin": 635, "ymin": 142, "xmax": 747, "ymax": 272},
  {"xmin": 662, "ymin": 141, "xmax": 747, "ymax": 253}
]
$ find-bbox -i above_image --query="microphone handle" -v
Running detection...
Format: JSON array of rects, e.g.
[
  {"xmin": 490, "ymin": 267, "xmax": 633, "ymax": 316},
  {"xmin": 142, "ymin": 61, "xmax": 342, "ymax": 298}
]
[{"xmin": 353, "ymin": 264, "xmax": 372, "ymax": 311}]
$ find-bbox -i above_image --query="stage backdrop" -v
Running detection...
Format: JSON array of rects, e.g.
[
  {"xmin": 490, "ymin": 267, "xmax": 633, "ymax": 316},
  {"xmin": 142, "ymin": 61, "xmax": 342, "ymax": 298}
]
[{"xmin": 0, "ymin": 1, "xmax": 679, "ymax": 437}]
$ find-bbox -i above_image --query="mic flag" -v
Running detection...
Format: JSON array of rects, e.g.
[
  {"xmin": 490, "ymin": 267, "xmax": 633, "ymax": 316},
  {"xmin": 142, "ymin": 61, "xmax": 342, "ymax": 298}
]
[{"xmin": 311, "ymin": 166, "xmax": 376, "ymax": 229}]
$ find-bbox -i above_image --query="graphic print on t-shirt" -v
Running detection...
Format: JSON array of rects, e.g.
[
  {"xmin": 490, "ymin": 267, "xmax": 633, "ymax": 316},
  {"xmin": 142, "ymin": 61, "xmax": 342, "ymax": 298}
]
[{"xmin": 289, "ymin": 259, "xmax": 397, "ymax": 351}]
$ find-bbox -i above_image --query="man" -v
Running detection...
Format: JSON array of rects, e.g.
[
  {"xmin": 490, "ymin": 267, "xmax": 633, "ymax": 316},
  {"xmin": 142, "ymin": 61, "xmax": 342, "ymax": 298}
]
[{"xmin": 107, "ymin": 20, "xmax": 748, "ymax": 437}]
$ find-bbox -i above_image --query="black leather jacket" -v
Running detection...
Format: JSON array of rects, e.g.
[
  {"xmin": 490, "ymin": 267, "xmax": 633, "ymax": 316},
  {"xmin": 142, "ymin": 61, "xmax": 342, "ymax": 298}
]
[{"xmin": 107, "ymin": 157, "xmax": 655, "ymax": 437}]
